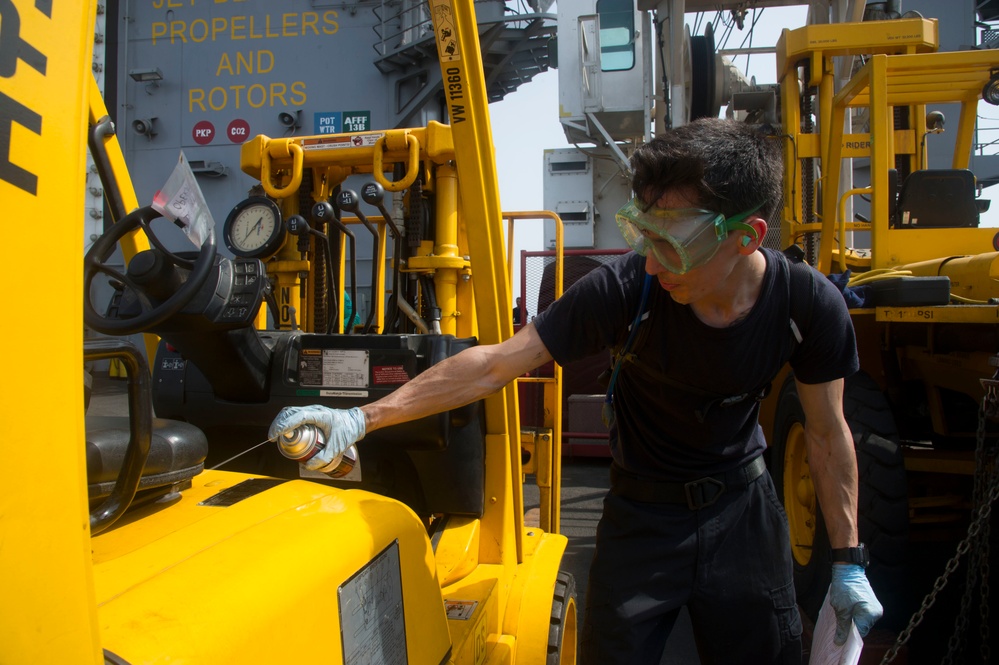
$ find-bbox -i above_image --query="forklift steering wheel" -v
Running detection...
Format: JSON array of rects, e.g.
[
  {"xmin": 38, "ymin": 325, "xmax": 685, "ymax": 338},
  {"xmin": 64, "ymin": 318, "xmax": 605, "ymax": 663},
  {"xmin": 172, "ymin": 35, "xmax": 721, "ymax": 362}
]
[{"xmin": 84, "ymin": 206, "xmax": 217, "ymax": 335}]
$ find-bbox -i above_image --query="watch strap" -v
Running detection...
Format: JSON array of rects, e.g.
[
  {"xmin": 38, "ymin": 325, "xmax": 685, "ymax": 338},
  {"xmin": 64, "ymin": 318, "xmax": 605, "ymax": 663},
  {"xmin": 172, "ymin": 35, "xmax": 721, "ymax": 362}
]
[{"xmin": 830, "ymin": 543, "xmax": 870, "ymax": 567}]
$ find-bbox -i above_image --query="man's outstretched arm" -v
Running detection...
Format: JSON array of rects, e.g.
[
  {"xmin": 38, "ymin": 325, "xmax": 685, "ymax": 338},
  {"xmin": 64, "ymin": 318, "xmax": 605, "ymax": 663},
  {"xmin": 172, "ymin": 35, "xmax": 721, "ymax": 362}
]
[
  {"xmin": 362, "ymin": 323, "xmax": 554, "ymax": 433},
  {"xmin": 268, "ymin": 323, "xmax": 554, "ymax": 464}
]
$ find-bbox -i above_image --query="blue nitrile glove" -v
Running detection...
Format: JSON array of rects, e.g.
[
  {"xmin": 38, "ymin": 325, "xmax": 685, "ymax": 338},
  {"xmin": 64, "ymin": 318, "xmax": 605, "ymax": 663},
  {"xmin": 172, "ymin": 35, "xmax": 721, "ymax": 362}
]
[
  {"xmin": 829, "ymin": 564, "xmax": 883, "ymax": 645},
  {"xmin": 268, "ymin": 405, "xmax": 366, "ymax": 471}
]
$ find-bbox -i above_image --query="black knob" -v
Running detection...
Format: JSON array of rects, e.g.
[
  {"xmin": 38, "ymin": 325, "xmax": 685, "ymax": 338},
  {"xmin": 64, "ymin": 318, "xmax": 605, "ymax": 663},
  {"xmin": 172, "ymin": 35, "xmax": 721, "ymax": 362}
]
[
  {"xmin": 311, "ymin": 200, "xmax": 335, "ymax": 222},
  {"xmin": 336, "ymin": 189, "xmax": 360, "ymax": 213},
  {"xmin": 286, "ymin": 215, "xmax": 309, "ymax": 236},
  {"xmin": 361, "ymin": 182, "xmax": 385, "ymax": 206}
]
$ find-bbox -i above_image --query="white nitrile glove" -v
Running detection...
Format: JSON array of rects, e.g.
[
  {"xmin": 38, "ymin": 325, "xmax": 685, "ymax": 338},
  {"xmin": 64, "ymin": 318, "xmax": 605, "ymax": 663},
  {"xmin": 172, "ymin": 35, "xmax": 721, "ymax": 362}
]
[
  {"xmin": 268, "ymin": 405, "xmax": 366, "ymax": 471},
  {"xmin": 829, "ymin": 564, "xmax": 883, "ymax": 645}
]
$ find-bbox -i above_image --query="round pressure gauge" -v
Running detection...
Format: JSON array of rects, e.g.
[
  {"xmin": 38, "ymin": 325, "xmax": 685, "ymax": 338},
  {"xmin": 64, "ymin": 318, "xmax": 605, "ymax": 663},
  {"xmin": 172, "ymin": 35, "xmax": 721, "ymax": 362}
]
[{"xmin": 223, "ymin": 196, "xmax": 284, "ymax": 258}]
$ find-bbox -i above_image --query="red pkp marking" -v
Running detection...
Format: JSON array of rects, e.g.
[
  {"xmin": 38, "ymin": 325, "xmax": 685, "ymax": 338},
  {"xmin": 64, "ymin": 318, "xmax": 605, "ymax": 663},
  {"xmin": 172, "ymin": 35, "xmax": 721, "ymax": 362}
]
[{"xmin": 192, "ymin": 120, "xmax": 215, "ymax": 145}]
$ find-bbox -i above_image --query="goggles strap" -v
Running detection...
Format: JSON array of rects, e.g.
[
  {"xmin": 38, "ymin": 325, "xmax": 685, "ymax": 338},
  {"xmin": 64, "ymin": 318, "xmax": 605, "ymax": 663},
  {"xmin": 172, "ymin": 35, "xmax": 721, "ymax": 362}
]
[
  {"xmin": 726, "ymin": 220, "xmax": 758, "ymax": 240},
  {"xmin": 723, "ymin": 203, "xmax": 764, "ymax": 240}
]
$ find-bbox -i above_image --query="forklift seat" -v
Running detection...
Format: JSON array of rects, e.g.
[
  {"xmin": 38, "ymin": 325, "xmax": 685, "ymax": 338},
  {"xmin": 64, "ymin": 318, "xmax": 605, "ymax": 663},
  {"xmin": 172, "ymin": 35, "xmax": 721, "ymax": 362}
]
[
  {"xmin": 895, "ymin": 169, "xmax": 980, "ymax": 228},
  {"xmin": 85, "ymin": 416, "xmax": 208, "ymax": 502}
]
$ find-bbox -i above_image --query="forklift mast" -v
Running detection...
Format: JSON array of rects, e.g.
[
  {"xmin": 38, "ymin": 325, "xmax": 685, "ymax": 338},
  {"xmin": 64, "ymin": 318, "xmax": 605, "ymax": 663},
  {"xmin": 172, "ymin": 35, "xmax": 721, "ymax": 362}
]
[{"xmin": 1, "ymin": 1, "xmax": 104, "ymax": 661}]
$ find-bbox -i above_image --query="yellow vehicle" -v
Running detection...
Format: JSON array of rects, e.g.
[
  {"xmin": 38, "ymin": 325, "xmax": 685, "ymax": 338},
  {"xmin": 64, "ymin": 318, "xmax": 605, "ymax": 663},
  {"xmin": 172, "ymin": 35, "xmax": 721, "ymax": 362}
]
[
  {"xmin": 1, "ymin": 1, "xmax": 576, "ymax": 663},
  {"xmin": 758, "ymin": 14, "xmax": 999, "ymax": 656}
]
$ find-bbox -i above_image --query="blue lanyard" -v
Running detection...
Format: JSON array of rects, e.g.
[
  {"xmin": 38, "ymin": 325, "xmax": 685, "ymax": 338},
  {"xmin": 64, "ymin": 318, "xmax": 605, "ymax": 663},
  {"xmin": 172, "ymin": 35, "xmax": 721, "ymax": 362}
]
[{"xmin": 602, "ymin": 273, "xmax": 654, "ymax": 428}]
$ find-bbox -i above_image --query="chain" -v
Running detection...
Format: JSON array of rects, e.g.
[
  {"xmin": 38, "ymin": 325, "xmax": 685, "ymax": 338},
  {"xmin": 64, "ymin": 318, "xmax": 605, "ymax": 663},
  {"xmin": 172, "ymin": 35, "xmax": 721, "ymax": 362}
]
[
  {"xmin": 971, "ymin": 381, "xmax": 997, "ymax": 663},
  {"xmin": 943, "ymin": 409, "xmax": 994, "ymax": 665},
  {"xmin": 980, "ymin": 526, "xmax": 993, "ymax": 664},
  {"xmin": 976, "ymin": 441, "xmax": 996, "ymax": 664},
  {"xmin": 943, "ymin": 547, "xmax": 976, "ymax": 664},
  {"xmin": 880, "ymin": 384, "xmax": 999, "ymax": 664}
]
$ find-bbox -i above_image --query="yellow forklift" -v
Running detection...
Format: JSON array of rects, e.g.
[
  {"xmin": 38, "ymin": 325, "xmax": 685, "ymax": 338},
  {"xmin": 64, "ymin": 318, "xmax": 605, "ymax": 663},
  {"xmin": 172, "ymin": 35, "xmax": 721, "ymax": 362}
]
[
  {"xmin": 757, "ymin": 15, "xmax": 999, "ymax": 658},
  {"xmin": 0, "ymin": 1, "xmax": 575, "ymax": 663}
]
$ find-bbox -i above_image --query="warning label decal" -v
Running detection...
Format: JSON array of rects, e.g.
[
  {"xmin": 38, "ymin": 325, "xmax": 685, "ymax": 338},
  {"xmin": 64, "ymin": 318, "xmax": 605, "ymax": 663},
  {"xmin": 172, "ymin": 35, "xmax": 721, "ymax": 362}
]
[
  {"xmin": 373, "ymin": 365, "xmax": 410, "ymax": 385},
  {"xmin": 302, "ymin": 133, "xmax": 382, "ymax": 151},
  {"xmin": 298, "ymin": 348, "xmax": 369, "ymax": 388},
  {"xmin": 430, "ymin": 0, "xmax": 459, "ymax": 62}
]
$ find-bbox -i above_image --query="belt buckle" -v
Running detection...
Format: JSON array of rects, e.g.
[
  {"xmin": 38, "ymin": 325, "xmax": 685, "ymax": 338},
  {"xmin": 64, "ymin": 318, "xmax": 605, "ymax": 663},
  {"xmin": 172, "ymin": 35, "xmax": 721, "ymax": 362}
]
[{"xmin": 684, "ymin": 477, "xmax": 725, "ymax": 510}]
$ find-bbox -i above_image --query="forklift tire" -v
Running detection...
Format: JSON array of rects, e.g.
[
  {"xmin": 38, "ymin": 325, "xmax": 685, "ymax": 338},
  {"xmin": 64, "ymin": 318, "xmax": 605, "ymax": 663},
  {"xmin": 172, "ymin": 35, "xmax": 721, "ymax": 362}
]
[
  {"xmin": 842, "ymin": 372, "xmax": 910, "ymax": 631},
  {"xmin": 547, "ymin": 571, "xmax": 578, "ymax": 665},
  {"xmin": 769, "ymin": 372, "xmax": 910, "ymax": 629}
]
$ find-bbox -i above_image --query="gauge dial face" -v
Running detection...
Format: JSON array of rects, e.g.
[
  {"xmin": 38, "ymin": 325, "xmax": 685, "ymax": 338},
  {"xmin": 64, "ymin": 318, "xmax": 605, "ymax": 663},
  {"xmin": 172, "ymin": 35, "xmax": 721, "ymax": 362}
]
[
  {"xmin": 223, "ymin": 197, "xmax": 284, "ymax": 258},
  {"xmin": 230, "ymin": 207, "xmax": 276, "ymax": 251}
]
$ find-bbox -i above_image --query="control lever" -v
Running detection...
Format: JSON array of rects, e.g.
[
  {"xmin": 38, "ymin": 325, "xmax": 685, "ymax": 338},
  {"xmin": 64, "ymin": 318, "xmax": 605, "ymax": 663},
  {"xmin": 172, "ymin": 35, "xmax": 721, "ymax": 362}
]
[
  {"xmin": 361, "ymin": 182, "xmax": 407, "ymax": 332},
  {"xmin": 285, "ymin": 214, "xmax": 328, "ymax": 332},
  {"xmin": 336, "ymin": 189, "xmax": 380, "ymax": 333},
  {"xmin": 280, "ymin": 209, "xmax": 336, "ymax": 334},
  {"xmin": 361, "ymin": 182, "xmax": 403, "ymax": 238},
  {"xmin": 306, "ymin": 202, "xmax": 358, "ymax": 334}
]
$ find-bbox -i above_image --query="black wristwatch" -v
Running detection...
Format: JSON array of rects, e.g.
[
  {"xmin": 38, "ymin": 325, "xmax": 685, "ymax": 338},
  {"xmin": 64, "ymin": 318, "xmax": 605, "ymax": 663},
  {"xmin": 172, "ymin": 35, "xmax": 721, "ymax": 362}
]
[{"xmin": 831, "ymin": 543, "xmax": 870, "ymax": 568}]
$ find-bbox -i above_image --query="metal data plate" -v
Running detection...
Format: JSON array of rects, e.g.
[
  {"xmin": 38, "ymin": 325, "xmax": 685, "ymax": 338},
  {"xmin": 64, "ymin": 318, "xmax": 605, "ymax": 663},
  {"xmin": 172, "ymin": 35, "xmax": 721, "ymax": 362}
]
[
  {"xmin": 875, "ymin": 305, "xmax": 999, "ymax": 324},
  {"xmin": 299, "ymin": 348, "xmax": 370, "ymax": 388},
  {"xmin": 339, "ymin": 540, "xmax": 407, "ymax": 664}
]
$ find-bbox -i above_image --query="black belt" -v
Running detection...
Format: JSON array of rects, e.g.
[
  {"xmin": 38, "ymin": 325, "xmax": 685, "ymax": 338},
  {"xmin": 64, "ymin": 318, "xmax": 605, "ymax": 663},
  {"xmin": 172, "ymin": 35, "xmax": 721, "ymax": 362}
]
[{"xmin": 610, "ymin": 456, "xmax": 767, "ymax": 510}]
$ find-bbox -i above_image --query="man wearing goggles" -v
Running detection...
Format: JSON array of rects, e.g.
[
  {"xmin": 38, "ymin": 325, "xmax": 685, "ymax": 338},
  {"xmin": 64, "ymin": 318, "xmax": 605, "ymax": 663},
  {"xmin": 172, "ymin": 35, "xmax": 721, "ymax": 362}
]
[{"xmin": 269, "ymin": 118, "xmax": 881, "ymax": 664}]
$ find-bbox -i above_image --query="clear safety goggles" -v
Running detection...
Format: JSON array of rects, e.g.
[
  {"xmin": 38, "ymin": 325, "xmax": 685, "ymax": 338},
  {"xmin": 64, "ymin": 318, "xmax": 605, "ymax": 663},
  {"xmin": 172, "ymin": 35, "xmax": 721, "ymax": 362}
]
[{"xmin": 615, "ymin": 199, "xmax": 762, "ymax": 274}]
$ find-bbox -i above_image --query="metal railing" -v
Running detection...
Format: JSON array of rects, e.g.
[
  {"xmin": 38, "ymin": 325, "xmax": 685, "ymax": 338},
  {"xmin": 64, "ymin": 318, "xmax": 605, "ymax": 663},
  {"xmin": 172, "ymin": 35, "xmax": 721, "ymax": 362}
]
[{"xmin": 372, "ymin": 0, "xmax": 549, "ymax": 58}]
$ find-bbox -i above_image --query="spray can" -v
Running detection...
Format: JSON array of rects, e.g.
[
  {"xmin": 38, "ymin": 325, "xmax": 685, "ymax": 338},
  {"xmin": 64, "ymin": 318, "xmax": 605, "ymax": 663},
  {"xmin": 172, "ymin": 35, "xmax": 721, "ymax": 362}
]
[{"xmin": 277, "ymin": 425, "xmax": 357, "ymax": 478}]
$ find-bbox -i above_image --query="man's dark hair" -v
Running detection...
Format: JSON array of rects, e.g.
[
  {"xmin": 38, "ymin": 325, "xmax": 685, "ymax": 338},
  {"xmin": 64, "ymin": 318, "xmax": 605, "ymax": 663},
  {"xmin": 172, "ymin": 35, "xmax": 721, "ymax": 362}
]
[{"xmin": 629, "ymin": 118, "xmax": 783, "ymax": 220}]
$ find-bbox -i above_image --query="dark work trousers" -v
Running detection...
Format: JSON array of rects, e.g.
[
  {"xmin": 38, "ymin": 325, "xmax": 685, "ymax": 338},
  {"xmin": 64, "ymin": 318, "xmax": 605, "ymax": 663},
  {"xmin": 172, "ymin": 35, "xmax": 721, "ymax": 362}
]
[{"xmin": 579, "ymin": 470, "xmax": 802, "ymax": 665}]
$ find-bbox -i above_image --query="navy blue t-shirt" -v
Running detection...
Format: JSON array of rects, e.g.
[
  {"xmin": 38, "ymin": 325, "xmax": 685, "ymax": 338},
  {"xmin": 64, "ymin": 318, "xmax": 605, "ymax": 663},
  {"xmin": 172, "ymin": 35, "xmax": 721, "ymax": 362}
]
[{"xmin": 534, "ymin": 248, "xmax": 858, "ymax": 481}]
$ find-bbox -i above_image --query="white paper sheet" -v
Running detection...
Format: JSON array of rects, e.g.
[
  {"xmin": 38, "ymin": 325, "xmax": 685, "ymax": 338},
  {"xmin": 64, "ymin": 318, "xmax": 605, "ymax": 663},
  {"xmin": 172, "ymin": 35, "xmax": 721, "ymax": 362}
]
[
  {"xmin": 151, "ymin": 152, "xmax": 214, "ymax": 247},
  {"xmin": 809, "ymin": 591, "xmax": 864, "ymax": 665}
]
